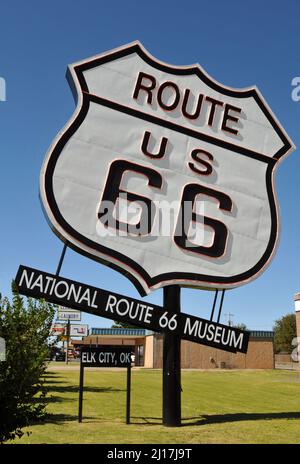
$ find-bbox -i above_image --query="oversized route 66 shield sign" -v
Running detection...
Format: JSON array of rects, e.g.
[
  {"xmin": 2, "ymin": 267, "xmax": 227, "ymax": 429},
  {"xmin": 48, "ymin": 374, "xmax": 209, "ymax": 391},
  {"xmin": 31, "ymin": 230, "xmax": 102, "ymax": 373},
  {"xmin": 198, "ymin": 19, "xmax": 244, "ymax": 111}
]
[{"xmin": 40, "ymin": 42, "xmax": 294, "ymax": 296}]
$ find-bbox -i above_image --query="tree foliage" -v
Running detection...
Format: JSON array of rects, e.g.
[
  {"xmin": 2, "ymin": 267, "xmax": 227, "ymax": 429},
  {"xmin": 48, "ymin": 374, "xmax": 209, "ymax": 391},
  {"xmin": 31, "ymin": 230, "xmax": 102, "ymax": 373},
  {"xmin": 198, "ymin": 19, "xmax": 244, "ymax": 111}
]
[
  {"xmin": 273, "ymin": 313, "xmax": 296, "ymax": 354},
  {"xmin": 111, "ymin": 321, "xmax": 140, "ymax": 329},
  {"xmin": 234, "ymin": 323, "xmax": 248, "ymax": 331},
  {"xmin": 0, "ymin": 288, "xmax": 55, "ymax": 442}
]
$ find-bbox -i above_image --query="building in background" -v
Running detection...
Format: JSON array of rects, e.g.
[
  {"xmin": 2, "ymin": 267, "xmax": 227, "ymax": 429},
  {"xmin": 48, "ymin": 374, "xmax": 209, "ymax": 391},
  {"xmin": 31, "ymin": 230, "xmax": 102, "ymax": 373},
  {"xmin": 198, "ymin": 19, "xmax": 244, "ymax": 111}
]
[
  {"xmin": 72, "ymin": 328, "xmax": 275, "ymax": 369},
  {"xmin": 294, "ymin": 293, "xmax": 300, "ymax": 368}
]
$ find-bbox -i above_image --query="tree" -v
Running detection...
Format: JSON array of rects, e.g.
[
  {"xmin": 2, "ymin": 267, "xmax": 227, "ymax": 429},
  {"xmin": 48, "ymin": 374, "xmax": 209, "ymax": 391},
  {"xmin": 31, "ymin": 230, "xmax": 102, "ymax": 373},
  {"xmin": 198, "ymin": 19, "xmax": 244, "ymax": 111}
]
[
  {"xmin": 234, "ymin": 323, "xmax": 248, "ymax": 331},
  {"xmin": 111, "ymin": 321, "xmax": 140, "ymax": 329},
  {"xmin": 273, "ymin": 313, "xmax": 296, "ymax": 354},
  {"xmin": 0, "ymin": 288, "xmax": 56, "ymax": 442}
]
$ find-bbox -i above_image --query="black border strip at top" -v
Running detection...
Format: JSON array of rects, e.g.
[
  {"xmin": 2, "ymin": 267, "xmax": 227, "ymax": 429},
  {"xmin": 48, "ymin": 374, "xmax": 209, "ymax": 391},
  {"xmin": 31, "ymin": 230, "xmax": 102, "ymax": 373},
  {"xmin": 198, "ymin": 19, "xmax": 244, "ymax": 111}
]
[
  {"xmin": 87, "ymin": 93, "xmax": 275, "ymax": 165},
  {"xmin": 42, "ymin": 43, "xmax": 288, "ymax": 296},
  {"xmin": 73, "ymin": 43, "xmax": 292, "ymax": 161}
]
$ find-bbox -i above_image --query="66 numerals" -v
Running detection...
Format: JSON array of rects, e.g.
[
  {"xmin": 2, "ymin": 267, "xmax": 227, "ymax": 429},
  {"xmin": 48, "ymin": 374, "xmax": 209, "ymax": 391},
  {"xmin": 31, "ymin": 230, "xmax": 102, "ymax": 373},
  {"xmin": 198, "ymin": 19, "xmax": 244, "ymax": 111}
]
[
  {"xmin": 98, "ymin": 157, "xmax": 232, "ymax": 259},
  {"xmin": 159, "ymin": 312, "xmax": 178, "ymax": 331}
]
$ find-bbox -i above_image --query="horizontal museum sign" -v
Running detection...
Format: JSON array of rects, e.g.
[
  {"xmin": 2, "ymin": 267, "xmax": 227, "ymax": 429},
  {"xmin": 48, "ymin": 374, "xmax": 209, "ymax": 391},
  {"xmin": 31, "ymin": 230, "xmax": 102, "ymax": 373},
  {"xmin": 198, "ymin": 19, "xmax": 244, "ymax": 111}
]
[{"xmin": 15, "ymin": 265, "xmax": 249, "ymax": 353}]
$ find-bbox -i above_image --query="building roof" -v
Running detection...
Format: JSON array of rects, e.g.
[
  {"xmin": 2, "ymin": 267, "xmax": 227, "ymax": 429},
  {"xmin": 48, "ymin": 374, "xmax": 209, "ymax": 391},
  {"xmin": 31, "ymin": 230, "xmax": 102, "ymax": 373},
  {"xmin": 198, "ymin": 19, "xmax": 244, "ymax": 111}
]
[
  {"xmin": 89, "ymin": 327, "xmax": 274, "ymax": 339},
  {"xmin": 250, "ymin": 331, "xmax": 274, "ymax": 338},
  {"xmin": 90, "ymin": 328, "xmax": 147, "ymax": 336}
]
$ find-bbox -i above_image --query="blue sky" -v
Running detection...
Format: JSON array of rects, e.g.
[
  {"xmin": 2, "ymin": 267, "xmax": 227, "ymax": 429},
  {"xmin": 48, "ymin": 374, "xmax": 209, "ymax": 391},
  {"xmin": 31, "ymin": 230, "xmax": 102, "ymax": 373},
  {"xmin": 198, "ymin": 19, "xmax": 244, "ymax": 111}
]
[{"xmin": 0, "ymin": 0, "xmax": 300, "ymax": 331}]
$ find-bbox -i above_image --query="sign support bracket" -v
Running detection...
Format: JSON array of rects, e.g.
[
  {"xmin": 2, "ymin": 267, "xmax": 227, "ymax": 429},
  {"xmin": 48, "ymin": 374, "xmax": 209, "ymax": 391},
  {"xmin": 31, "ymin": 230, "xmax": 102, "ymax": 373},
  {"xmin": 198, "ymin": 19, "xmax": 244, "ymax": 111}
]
[
  {"xmin": 210, "ymin": 290, "xmax": 219, "ymax": 321},
  {"xmin": 56, "ymin": 242, "xmax": 68, "ymax": 276},
  {"xmin": 216, "ymin": 289, "xmax": 226, "ymax": 323}
]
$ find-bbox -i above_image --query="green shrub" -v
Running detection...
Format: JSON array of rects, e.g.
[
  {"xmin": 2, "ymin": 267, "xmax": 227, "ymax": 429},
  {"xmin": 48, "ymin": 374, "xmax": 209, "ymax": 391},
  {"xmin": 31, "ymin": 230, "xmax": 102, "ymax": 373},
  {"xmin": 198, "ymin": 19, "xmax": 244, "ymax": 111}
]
[{"xmin": 0, "ymin": 289, "xmax": 55, "ymax": 442}]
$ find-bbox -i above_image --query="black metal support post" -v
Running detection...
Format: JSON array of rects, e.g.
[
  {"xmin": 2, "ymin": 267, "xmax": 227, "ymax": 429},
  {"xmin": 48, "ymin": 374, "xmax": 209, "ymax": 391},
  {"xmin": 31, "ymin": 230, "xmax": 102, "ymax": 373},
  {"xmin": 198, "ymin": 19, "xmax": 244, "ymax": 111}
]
[
  {"xmin": 78, "ymin": 362, "xmax": 84, "ymax": 423},
  {"xmin": 210, "ymin": 290, "xmax": 219, "ymax": 321},
  {"xmin": 56, "ymin": 242, "xmax": 68, "ymax": 276},
  {"xmin": 217, "ymin": 289, "xmax": 226, "ymax": 323},
  {"xmin": 126, "ymin": 365, "xmax": 131, "ymax": 424},
  {"xmin": 66, "ymin": 319, "xmax": 70, "ymax": 364},
  {"xmin": 162, "ymin": 285, "xmax": 181, "ymax": 427}
]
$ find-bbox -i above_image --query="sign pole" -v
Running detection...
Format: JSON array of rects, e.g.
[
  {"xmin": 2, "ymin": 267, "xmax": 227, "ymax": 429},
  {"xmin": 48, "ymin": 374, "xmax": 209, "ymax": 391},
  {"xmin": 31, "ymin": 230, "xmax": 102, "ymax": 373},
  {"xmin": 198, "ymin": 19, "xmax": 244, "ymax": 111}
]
[
  {"xmin": 78, "ymin": 346, "xmax": 132, "ymax": 423},
  {"xmin": 162, "ymin": 285, "xmax": 181, "ymax": 427},
  {"xmin": 66, "ymin": 319, "xmax": 70, "ymax": 364},
  {"xmin": 78, "ymin": 359, "xmax": 84, "ymax": 423},
  {"xmin": 126, "ymin": 365, "xmax": 131, "ymax": 424}
]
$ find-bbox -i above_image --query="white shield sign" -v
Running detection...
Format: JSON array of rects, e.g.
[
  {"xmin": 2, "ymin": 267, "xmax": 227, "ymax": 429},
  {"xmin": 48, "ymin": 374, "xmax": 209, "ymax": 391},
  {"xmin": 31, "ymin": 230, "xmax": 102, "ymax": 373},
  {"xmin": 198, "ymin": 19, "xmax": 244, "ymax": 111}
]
[{"xmin": 40, "ymin": 42, "xmax": 294, "ymax": 295}]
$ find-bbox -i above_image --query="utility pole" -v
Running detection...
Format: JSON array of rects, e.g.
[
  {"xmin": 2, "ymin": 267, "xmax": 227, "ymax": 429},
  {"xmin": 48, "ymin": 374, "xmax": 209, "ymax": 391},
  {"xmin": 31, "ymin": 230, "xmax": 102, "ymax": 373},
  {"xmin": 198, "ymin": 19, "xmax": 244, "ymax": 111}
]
[{"xmin": 224, "ymin": 312, "xmax": 234, "ymax": 327}]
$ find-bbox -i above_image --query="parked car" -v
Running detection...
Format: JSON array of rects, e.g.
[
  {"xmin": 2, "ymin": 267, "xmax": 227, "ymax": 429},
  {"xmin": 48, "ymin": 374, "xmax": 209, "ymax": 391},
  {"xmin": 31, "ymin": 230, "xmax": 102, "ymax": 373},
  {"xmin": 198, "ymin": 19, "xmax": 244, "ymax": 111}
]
[{"xmin": 53, "ymin": 351, "xmax": 65, "ymax": 362}]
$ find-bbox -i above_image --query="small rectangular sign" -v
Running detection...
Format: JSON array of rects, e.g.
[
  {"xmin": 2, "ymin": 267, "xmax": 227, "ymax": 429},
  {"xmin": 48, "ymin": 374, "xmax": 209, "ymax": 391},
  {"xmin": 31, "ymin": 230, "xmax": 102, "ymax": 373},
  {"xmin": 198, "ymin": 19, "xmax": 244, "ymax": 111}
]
[
  {"xmin": 15, "ymin": 265, "xmax": 249, "ymax": 353},
  {"xmin": 81, "ymin": 346, "xmax": 132, "ymax": 367},
  {"xmin": 51, "ymin": 323, "xmax": 66, "ymax": 336},
  {"xmin": 57, "ymin": 307, "xmax": 81, "ymax": 321},
  {"xmin": 70, "ymin": 324, "xmax": 88, "ymax": 337}
]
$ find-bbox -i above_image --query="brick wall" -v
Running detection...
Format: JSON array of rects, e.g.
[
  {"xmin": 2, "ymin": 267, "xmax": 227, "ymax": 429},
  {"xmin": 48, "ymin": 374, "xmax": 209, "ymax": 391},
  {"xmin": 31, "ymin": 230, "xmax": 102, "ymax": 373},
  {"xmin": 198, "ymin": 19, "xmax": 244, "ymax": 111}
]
[
  {"xmin": 297, "ymin": 311, "xmax": 300, "ymax": 339},
  {"xmin": 296, "ymin": 311, "xmax": 300, "ymax": 368},
  {"xmin": 294, "ymin": 293, "xmax": 300, "ymax": 369},
  {"xmin": 295, "ymin": 308, "xmax": 300, "ymax": 343},
  {"xmin": 152, "ymin": 335, "xmax": 274, "ymax": 369},
  {"xmin": 275, "ymin": 353, "xmax": 294, "ymax": 363},
  {"xmin": 144, "ymin": 334, "xmax": 154, "ymax": 368}
]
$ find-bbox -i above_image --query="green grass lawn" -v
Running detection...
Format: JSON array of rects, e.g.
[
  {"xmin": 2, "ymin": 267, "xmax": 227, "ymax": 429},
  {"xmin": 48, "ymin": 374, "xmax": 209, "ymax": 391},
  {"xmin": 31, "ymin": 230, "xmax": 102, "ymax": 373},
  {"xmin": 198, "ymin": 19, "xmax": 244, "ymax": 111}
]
[{"xmin": 13, "ymin": 365, "xmax": 300, "ymax": 444}]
